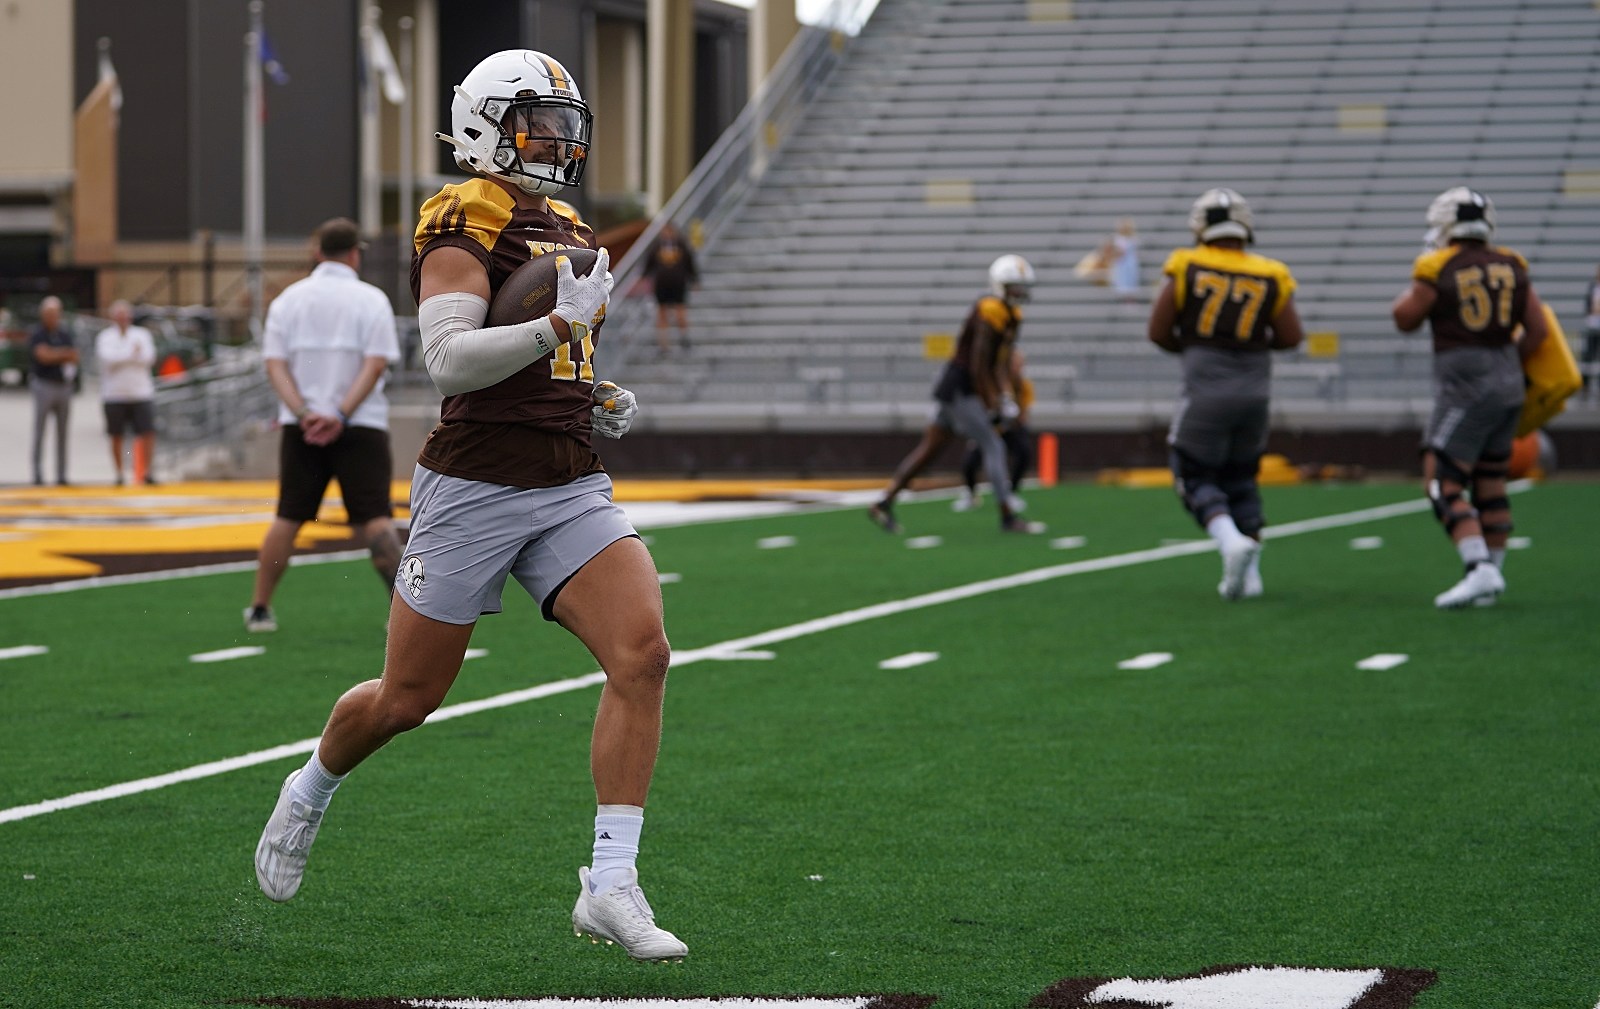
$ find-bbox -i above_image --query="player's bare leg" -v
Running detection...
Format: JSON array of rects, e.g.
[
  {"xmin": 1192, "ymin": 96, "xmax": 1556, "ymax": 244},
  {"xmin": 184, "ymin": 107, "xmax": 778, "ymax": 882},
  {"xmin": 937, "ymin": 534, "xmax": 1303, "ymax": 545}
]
[
  {"xmin": 872, "ymin": 425, "xmax": 954, "ymax": 532},
  {"xmin": 554, "ymin": 535, "xmax": 685, "ymax": 960},
  {"xmin": 256, "ymin": 599, "xmax": 474, "ymax": 901}
]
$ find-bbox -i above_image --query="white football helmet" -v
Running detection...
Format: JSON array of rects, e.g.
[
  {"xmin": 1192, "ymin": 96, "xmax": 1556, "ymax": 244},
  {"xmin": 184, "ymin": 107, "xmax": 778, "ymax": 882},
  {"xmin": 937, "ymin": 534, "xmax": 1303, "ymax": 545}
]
[
  {"xmin": 437, "ymin": 50, "xmax": 592, "ymax": 197},
  {"xmin": 1424, "ymin": 186, "xmax": 1495, "ymax": 248},
  {"xmin": 1189, "ymin": 188, "xmax": 1254, "ymax": 243},
  {"xmin": 989, "ymin": 254, "xmax": 1036, "ymax": 303}
]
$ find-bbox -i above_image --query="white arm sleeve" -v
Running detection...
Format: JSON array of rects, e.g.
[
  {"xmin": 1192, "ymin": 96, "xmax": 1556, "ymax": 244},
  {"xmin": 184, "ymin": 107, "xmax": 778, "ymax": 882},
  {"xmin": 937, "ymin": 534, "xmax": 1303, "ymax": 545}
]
[{"xmin": 417, "ymin": 292, "xmax": 564, "ymax": 396}]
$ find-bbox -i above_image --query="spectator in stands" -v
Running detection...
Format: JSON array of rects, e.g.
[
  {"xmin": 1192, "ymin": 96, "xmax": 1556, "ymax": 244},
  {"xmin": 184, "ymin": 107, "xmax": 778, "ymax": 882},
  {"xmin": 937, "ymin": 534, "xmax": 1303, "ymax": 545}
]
[
  {"xmin": 1147, "ymin": 188, "xmax": 1304, "ymax": 601},
  {"xmin": 869, "ymin": 255, "xmax": 1045, "ymax": 535},
  {"xmin": 953, "ymin": 348, "xmax": 1037, "ymax": 513},
  {"xmin": 1583, "ymin": 263, "xmax": 1600, "ymax": 389},
  {"xmin": 28, "ymin": 296, "xmax": 78, "ymax": 487},
  {"xmin": 94, "ymin": 300, "xmax": 159, "ymax": 486},
  {"xmin": 1103, "ymin": 218, "xmax": 1142, "ymax": 302},
  {"xmin": 244, "ymin": 218, "xmax": 403, "ymax": 633},
  {"xmin": 1392, "ymin": 187, "xmax": 1548, "ymax": 609},
  {"xmin": 646, "ymin": 221, "xmax": 698, "ymax": 355}
]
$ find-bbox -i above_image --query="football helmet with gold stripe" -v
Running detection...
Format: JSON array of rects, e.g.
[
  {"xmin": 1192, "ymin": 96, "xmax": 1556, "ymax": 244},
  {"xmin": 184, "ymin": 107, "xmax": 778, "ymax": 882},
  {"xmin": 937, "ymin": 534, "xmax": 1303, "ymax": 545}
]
[{"xmin": 438, "ymin": 49, "xmax": 592, "ymax": 197}]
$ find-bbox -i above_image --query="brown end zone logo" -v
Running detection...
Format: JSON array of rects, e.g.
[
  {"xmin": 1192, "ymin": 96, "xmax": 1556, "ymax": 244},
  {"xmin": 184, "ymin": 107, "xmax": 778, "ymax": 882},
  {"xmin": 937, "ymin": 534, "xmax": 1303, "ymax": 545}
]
[{"xmin": 240, "ymin": 966, "xmax": 1436, "ymax": 1009}]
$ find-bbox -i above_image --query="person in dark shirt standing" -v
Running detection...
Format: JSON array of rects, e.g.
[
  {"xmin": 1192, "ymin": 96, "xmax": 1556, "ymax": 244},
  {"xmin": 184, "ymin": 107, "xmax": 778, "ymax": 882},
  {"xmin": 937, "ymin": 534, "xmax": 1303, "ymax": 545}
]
[
  {"xmin": 28, "ymin": 296, "xmax": 78, "ymax": 486},
  {"xmin": 646, "ymin": 221, "xmax": 697, "ymax": 355}
]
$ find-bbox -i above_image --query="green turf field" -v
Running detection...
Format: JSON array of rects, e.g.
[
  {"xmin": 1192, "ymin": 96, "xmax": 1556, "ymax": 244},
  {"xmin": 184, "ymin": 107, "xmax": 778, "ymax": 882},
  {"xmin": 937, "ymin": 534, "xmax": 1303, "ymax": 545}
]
[{"xmin": 2, "ymin": 480, "xmax": 1596, "ymax": 1009}]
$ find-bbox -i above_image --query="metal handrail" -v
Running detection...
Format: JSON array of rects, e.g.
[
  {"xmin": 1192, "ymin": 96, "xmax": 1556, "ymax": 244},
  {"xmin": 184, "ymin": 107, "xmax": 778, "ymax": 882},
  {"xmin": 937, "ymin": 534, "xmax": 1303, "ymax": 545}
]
[{"xmin": 599, "ymin": 0, "xmax": 880, "ymax": 378}]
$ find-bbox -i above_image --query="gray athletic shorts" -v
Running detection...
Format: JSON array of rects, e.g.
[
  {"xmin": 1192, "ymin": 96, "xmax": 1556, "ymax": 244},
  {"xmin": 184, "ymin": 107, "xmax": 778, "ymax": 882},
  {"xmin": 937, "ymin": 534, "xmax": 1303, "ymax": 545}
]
[
  {"xmin": 1425, "ymin": 346, "xmax": 1524, "ymax": 463},
  {"xmin": 1167, "ymin": 394, "xmax": 1269, "ymax": 470},
  {"xmin": 397, "ymin": 467, "xmax": 637, "ymax": 624},
  {"xmin": 931, "ymin": 393, "xmax": 999, "ymax": 442}
]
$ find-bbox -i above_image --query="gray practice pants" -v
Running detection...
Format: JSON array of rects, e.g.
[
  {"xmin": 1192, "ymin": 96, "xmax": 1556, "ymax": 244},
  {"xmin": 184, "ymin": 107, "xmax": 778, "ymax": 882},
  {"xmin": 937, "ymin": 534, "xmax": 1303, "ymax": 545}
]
[{"xmin": 31, "ymin": 378, "xmax": 72, "ymax": 484}]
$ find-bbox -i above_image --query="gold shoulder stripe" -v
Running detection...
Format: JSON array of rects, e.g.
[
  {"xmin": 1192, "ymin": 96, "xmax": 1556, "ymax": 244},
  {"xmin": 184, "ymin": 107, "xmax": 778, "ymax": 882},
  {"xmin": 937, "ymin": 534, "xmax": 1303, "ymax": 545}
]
[
  {"xmin": 547, "ymin": 198, "xmax": 590, "ymax": 237},
  {"xmin": 977, "ymin": 295, "xmax": 1011, "ymax": 332},
  {"xmin": 414, "ymin": 180, "xmax": 513, "ymax": 255},
  {"xmin": 1412, "ymin": 246, "xmax": 1456, "ymax": 284}
]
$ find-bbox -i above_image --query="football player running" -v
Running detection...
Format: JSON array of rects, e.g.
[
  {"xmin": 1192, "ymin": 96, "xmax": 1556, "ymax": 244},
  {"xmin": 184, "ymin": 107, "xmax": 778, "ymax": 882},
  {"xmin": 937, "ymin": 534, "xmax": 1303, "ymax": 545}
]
[
  {"xmin": 869, "ymin": 254, "xmax": 1046, "ymax": 535},
  {"xmin": 1148, "ymin": 189, "xmax": 1305, "ymax": 600},
  {"xmin": 254, "ymin": 49, "xmax": 686, "ymax": 962},
  {"xmin": 1392, "ymin": 187, "xmax": 1548, "ymax": 609}
]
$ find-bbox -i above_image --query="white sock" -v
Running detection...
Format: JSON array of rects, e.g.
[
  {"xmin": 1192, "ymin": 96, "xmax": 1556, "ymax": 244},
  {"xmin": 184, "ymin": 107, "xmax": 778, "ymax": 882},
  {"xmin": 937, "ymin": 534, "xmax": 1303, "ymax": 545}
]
[
  {"xmin": 288, "ymin": 751, "xmax": 346, "ymax": 811},
  {"xmin": 1206, "ymin": 513, "xmax": 1247, "ymax": 549},
  {"xmin": 1456, "ymin": 534, "xmax": 1491, "ymax": 569},
  {"xmin": 590, "ymin": 804, "xmax": 644, "ymax": 893},
  {"xmin": 1489, "ymin": 547, "xmax": 1507, "ymax": 570}
]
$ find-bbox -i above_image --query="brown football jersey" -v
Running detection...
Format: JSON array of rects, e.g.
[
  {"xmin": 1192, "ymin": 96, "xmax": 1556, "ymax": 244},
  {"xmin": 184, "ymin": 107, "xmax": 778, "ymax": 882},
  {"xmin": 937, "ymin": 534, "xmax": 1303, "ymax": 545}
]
[
  {"xmin": 409, "ymin": 178, "xmax": 601, "ymax": 488},
  {"xmin": 934, "ymin": 295, "xmax": 1018, "ymax": 402},
  {"xmin": 1411, "ymin": 243, "xmax": 1531, "ymax": 353}
]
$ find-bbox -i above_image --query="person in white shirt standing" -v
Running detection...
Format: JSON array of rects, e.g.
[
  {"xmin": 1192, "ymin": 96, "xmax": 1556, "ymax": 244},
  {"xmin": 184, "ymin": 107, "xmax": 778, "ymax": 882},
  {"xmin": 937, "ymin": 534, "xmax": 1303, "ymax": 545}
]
[
  {"xmin": 245, "ymin": 218, "xmax": 403, "ymax": 633},
  {"xmin": 94, "ymin": 300, "xmax": 159, "ymax": 486}
]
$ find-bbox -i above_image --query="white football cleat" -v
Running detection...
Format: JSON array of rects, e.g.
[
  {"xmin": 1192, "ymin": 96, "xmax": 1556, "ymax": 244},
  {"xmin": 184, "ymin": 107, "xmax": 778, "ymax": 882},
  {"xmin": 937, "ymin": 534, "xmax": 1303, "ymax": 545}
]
[
  {"xmin": 572, "ymin": 866, "xmax": 687, "ymax": 962},
  {"xmin": 1218, "ymin": 538, "xmax": 1261, "ymax": 600},
  {"xmin": 1434, "ymin": 563, "xmax": 1505, "ymax": 609},
  {"xmin": 951, "ymin": 487, "xmax": 981, "ymax": 512},
  {"xmin": 1219, "ymin": 566, "xmax": 1264, "ymax": 600},
  {"xmin": 254, "ymin": 770, "xmax": 324, "ymax": 902}
]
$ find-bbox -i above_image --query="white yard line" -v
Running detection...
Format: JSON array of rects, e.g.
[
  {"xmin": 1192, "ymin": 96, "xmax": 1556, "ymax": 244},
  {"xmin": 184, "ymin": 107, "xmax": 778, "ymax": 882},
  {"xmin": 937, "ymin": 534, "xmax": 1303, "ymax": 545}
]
[
  {"xmin": 878, "ymin": 651, "xmax": 940, "ymax": 670},
  {"xmin": 189, "ymin": 646, "xmax": 265, "ymax": 664},
  {"xmin": 0, "ymin": 487, "xmax": 1528, "ymax": 826},
  {"xmin": 1117, "ymin": 652, "xmax": 1175, "ymax": 670},
  {"xmin": 0, "ymin": 645, "xmax": 49, "ymax": 661}
]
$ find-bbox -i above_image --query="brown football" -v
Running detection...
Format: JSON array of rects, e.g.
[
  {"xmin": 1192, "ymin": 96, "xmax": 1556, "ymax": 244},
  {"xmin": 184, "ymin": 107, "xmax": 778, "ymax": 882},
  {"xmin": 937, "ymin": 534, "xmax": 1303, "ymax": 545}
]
[{"xmin": 485, "ymin": 248, "xmax": 601, "ymax": 327}]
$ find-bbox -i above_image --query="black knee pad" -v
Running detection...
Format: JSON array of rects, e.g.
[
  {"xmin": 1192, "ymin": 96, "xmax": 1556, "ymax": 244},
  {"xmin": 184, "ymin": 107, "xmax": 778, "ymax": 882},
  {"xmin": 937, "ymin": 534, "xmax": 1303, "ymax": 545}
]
[
  {"xmin": 1217, "ymin": 460, "xmax": 1264, "ymax": 537},
  {"xmin": 1170, "ymin": 448, "xmax": 1228, "ymax": 527},
  {"xmin": 1430, "ymin": 448, "xmax": 1473, "ymax": 486},
  {"xmin": 1427, "ymin": 481, "xmax": 1475, "ymax": 534}
]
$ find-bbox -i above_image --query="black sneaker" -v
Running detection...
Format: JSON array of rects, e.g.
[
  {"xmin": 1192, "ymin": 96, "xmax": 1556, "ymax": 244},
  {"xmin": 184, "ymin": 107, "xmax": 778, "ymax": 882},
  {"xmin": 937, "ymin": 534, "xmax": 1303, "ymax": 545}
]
[
  {"xmin": 867, "ymin": 501, "xmax": 901, "ymax": 534},
  {"xmin": 243, "ymin": 605, "xmax": 278, "ymax": 632}
]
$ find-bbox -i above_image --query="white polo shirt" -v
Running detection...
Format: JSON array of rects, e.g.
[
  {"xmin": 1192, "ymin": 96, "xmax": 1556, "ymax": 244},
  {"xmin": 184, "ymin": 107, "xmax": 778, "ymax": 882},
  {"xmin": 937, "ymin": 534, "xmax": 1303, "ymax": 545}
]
[
  {"xmin": 95, "ymin": 324, "xmax": 157, "ymax": 402},
  {"xmin": 262, "ymin": 261, "xmax": 401, "ymax": 430}
]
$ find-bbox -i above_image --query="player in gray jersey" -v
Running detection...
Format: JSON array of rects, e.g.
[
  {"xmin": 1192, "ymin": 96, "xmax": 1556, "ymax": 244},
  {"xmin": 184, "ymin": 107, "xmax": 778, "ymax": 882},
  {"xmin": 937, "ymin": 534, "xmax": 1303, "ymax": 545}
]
[
  {"xmin": 1148, "ymin": 189, "xmax": 1304, "ymax": 600},
  {"xmin": 1393, "ymin": 187, "xmax": 1548, "ymax": 609}
]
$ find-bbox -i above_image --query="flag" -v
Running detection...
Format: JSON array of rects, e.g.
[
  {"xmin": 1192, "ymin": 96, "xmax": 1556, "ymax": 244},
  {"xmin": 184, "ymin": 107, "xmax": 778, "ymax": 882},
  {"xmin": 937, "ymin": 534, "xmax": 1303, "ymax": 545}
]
[
  {"xmin": 96, "ymin": 37, "xmax": 123, "ymax": 113},
  {"xmin": 259, "ymin": 31, "xmax": 290, "ymax": 86},
  {"xmin": 366, "ymin": 24, "xmax": 406, "ymax": 104}
]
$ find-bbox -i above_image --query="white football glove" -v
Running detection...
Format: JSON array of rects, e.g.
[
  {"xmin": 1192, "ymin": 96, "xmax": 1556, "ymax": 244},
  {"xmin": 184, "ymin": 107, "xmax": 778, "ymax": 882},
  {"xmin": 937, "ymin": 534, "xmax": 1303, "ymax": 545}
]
[
  {"xmin": 998, "ymin": 394, "xmax": 1021, "ymax": 421},
  {"xmin": 552, "ymin": 248, "xmax": 614, "ymax": 343},
  {"xmin": 591, "ymin": 381, "xmax": 638, "ymax": 439}
]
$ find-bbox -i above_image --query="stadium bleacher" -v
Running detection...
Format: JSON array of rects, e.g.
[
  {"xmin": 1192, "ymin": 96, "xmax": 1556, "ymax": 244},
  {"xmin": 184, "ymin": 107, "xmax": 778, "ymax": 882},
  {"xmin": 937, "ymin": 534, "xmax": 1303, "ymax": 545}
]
[{"xmin": 614, "ymin": 0, "xmax": 1600, "ymax": 429}]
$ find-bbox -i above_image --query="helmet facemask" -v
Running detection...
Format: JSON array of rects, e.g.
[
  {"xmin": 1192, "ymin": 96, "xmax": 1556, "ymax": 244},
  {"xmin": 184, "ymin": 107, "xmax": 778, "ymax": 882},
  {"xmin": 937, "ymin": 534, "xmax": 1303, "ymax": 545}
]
[{"xmin": 475, "ymin": 93, "xmax": 592, "ymax": 196}]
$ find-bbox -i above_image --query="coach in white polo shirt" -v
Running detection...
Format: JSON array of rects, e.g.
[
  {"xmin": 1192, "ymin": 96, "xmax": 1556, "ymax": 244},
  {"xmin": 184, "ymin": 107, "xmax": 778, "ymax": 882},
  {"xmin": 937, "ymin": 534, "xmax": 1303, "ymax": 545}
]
[
  {"xmin": 94, "ymin": 300, "xmax": 159, "ymax": 486},
  {"xmin": 244, "ymin": 218, "xmax": 403, "ymax": 633}
]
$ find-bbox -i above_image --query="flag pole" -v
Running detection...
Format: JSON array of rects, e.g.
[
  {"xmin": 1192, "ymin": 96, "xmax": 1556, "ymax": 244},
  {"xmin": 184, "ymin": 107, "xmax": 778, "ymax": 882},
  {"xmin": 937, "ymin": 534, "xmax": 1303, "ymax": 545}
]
[
  {"xmin": 397, "ymin": 14, "xmax": 414, "ymax": 304},
  {"xmin": 359, "ymin": 4, "xmax": 381, "ymax": 239},
  {"xmin": 244, "ymin": 0, "xmax": 265, "ymax": 340}
]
